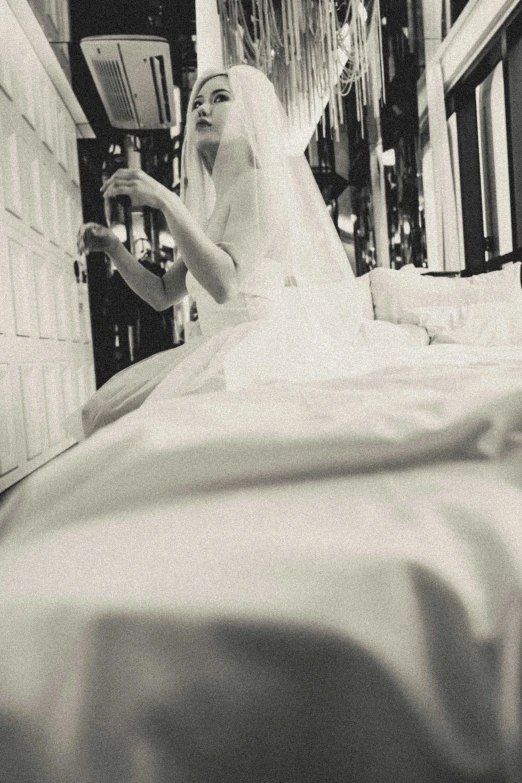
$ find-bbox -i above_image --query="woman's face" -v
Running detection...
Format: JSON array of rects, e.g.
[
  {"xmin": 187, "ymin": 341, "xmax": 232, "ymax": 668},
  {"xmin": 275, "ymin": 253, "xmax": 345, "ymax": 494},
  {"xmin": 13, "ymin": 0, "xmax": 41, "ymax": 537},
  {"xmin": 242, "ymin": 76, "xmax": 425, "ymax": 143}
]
[{"xmin": 191, "ymin": 75, "xmax": 234, "ymax": 150}]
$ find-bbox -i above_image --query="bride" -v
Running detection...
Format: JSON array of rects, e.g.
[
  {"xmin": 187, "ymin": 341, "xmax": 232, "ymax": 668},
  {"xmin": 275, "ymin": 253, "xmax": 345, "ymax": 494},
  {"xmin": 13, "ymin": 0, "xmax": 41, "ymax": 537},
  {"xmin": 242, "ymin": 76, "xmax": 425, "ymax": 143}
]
[{"xmin": 76, "ymin": 64, "xmax": 363, "ymax": 436}]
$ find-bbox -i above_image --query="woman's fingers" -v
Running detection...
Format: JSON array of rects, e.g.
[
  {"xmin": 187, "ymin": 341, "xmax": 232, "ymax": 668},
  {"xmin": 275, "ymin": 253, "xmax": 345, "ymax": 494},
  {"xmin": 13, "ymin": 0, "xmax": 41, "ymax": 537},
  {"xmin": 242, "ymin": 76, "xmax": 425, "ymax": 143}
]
[
  {"xmin": 102, "ymin": 169, "xmax": 140, "ymax": 202},
  {"xmin": 77, "ymin": 223, "xmax": 114, "ymax": 254},
  {"xmin": 77, "ymin": 226, "xmax": 90, "ymax": 255},
  {"xmin": 77, "ymin": 223, "xmax": 95, "ymax": 254},
  {"xmin": 102, "ymin": 181, "xmax": 133, "ymax": 201},
  {"xmin": 100, "ymin": 168, "xmax": 140, "ymax": 194},
  {"xmin": 103, "ymin": 172, "xmax": 160, "ymax": 209},
  {"xmin": 99, "ymin": 168, "xmax": 161, "ymax": 209}
]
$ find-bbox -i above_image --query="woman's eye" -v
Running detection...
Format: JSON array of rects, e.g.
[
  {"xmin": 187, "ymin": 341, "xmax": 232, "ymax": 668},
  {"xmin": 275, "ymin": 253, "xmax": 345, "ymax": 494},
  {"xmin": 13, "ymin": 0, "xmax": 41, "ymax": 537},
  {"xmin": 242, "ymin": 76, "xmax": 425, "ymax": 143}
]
[{"xmin": 214, "ymin": 93, "xmax": 229, "ymax": 103}]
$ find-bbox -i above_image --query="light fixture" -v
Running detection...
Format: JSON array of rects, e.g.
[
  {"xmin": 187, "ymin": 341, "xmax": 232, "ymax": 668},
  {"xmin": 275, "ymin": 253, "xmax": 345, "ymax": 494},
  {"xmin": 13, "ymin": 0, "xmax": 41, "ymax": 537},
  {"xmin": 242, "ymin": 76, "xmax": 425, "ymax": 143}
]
[
  {"xmin": 382, "ymin": 148, "xmax": 396, "ymax": 167},
  {"xmin": 80, "ymin": 35, "xmax": 177, "ymax": 130},
  {"xmin": 338, "ymin": 214, "xmax": 355, "ymax": 234},
  {"xmin": 159, "ymin": 230, "xmax": 175, "ymax": 249},
  {"xmin": 110, "ymin": 223, "xmax": 128, "ymax": 244}
]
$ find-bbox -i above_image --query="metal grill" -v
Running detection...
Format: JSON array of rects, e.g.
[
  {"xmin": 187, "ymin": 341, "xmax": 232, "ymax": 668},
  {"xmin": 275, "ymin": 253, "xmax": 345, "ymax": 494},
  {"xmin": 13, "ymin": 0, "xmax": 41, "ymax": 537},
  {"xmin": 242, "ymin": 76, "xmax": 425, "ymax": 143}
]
[{"xmin": 91, "ymin": 59, "xmax": 135, "ymax": 124}]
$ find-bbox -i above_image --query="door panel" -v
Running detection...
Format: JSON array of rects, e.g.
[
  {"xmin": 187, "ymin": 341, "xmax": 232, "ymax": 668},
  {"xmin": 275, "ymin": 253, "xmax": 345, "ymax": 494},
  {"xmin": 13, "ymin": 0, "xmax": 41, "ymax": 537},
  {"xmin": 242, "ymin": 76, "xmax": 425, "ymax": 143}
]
[
  {"xmin": 20, "ymin": 363, "xmax": 47, "ymax": 460},
  {"xmin": 0, "ymin": 365, "xmax": 20, "ymax": 477},
  {"xmin": 0, "ymin": 0, "xmax": 95, "ymax": 492}
]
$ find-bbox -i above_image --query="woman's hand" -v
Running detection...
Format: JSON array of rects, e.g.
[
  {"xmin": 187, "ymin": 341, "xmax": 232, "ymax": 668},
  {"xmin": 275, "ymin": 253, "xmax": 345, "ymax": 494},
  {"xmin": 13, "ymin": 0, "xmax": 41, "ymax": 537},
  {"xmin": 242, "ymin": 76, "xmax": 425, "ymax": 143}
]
[
  {"xmin": 77, "ymin": 223, "xmax": 119, "ymax": 255},
  {"xmin": 100, "ymin": 168, "xmax": 169, "ymax": 211}
]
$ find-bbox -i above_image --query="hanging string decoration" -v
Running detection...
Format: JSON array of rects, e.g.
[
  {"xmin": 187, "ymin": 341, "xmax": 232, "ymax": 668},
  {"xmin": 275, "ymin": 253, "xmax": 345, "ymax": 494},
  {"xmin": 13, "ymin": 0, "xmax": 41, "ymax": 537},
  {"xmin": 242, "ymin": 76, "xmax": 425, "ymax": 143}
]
[{"xmin": 216, "ymin": 0, "xmax": 385, "ymax": 137}]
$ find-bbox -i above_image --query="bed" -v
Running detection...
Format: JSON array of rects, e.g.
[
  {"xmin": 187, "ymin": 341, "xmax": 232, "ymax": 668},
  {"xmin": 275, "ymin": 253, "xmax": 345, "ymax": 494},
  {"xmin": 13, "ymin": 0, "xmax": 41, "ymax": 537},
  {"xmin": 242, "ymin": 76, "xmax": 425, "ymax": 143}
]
[{"xmin": 1, "ymin": 260, "xmax": 522, "ymax": 783}]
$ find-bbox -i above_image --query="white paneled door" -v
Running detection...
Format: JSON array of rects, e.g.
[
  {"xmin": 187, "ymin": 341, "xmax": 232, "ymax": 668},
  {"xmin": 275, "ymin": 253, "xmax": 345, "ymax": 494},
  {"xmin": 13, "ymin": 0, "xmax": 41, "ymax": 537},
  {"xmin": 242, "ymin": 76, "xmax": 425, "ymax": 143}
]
[{"xmin": 0, "ymin": 0, "xmax": 95, "ymax": 492}]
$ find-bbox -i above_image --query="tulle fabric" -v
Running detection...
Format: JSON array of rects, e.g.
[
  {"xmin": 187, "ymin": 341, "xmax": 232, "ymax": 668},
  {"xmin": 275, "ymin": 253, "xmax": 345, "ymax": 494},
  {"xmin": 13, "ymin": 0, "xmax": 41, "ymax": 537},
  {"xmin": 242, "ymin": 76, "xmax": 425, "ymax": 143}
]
[
  {"xmin": 78, "ymin": 65, "xmax": 364, "ymax": 437},
  {"xmin": 182, "ymin": 65, "xmax": 362, "ymax": 335}
]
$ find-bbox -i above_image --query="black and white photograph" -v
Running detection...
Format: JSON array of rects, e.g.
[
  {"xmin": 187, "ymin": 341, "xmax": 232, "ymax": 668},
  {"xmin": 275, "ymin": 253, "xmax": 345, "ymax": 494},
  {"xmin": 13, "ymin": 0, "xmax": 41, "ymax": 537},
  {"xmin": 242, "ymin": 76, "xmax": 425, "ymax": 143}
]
[{"xmin": 1, "ymin": 1, "xmax": 522, "ymax": 781}]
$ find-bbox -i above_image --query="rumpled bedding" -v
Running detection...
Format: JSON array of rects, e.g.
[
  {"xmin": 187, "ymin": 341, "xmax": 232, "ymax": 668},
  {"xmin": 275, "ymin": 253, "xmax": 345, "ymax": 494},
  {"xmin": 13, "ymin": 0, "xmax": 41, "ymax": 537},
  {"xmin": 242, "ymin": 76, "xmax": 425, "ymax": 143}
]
[
  {"xmin": 1, "ymin": 344, "xmax": 522, "ymax": 782},
  {"xmin": 5, "ymin": 345, "xmax": 522, "ymax": 540}
]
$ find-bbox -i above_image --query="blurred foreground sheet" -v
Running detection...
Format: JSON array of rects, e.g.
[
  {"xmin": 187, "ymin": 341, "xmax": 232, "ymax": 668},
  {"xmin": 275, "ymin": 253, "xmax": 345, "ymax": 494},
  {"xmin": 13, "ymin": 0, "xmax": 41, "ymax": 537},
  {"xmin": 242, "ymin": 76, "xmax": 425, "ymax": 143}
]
[{"xmin": 1, "ymin": 347, "xmax": 522, "ymax": 782}]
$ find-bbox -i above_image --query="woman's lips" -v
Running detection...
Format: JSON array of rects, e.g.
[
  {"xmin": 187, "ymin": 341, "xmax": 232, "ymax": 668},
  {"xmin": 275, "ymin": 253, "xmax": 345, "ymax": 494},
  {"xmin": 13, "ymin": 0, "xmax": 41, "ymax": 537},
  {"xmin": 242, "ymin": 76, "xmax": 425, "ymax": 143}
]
[{"xmin": 196, "ymin": 119, "xmax": 212, "ymax": 128}]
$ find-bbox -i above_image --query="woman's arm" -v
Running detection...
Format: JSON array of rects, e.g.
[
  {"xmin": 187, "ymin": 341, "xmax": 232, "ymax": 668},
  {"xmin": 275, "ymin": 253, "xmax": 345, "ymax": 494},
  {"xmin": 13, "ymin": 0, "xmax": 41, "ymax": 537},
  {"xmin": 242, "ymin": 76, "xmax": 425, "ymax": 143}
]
[
  {"xmin": 159, "ymin": 193, "xmax": 239, "ymax": 304},
  {"xmin": 77, "ymin": 223, "xmax": 187, "ymax": 311},
  {"xmin": 101, "ymin": 169, "xmax": 239, "ymax": 304},
  {"xmin": 108, "ymin": 239, "xmax": 189, "ymax": 310}
]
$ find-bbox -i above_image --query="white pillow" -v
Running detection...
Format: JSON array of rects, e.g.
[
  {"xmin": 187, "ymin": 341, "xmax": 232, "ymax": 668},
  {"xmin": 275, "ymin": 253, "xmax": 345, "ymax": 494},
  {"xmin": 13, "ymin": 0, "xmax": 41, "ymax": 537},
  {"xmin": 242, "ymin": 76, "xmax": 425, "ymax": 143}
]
[
  {"xmin": 369, "ymin": 263, "xmax": 522, "ymax": 324},
  {"xmin": 357, "ymin": 319, "xmax": 429, "ymax": 346},
  {"xmin": 355, "ymin": 273, "xmax": 374, "ymax": 319},
  {"xmin": 402, "ymin": 300, "xmax": 522, "ymax": 345}
]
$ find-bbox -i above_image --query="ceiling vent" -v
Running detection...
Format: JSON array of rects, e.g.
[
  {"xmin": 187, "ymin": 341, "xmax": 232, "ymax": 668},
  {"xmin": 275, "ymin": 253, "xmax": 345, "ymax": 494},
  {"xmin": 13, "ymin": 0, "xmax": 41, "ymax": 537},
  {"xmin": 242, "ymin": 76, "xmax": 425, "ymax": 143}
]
[{"xmin": 80, "ymin": 35, "xmax": 177, "ymax": 130}]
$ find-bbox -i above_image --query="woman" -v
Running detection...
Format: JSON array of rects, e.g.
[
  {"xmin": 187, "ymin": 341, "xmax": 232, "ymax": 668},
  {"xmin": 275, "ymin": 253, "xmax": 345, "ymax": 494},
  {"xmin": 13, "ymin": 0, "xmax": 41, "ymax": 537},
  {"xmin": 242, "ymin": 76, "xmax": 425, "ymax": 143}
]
[{"xmin": 76, "ymin": 65, "xmax": 362, "ymax": 436}]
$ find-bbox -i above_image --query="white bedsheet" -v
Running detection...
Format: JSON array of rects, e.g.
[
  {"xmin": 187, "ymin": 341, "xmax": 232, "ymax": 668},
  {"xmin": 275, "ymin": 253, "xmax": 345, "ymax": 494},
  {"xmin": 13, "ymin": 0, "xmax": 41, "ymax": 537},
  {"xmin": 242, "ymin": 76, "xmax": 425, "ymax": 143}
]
[
  {"xmin": 3, "ymin": 344, "xmax": 522, "ymax": 541},
  {"xmin": 1, "ymin": 344, "xmax": 522, "ymax": 782}
]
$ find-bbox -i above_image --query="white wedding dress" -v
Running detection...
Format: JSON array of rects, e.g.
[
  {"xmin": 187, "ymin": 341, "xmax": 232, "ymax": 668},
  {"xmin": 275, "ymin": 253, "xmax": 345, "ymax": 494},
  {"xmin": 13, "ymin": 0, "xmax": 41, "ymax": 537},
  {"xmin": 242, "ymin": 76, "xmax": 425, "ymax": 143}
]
[
  {"xmin": 80, "ymin": 259, "xmax": 364, "ymax": 437},
  {"xmin": 76, "ymin": 64, "xmax": 394, "ymax": 438}
]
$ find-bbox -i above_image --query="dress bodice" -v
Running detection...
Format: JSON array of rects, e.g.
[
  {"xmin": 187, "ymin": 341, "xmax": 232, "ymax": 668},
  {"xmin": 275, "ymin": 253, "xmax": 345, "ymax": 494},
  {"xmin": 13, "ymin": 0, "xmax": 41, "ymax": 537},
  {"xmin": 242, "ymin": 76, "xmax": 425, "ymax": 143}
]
[
  {"xmin": 185, "ymin": 271, "xmax": 251, "ymax": 337},
  {"xmin": 185, "ymin": 261, "xmax": 284, "ymax": 339},
  {"xmin": 184, "ymin": 170, "xmax": 288, "ymax": 339}
]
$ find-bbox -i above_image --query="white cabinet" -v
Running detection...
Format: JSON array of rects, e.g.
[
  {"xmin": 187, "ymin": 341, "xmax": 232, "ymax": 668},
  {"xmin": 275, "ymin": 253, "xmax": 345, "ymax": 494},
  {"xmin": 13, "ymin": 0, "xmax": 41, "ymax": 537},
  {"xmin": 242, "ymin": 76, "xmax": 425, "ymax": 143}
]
[{"xmin": 0, "ymin": 0, "xmax": 95, "ymax": 492}]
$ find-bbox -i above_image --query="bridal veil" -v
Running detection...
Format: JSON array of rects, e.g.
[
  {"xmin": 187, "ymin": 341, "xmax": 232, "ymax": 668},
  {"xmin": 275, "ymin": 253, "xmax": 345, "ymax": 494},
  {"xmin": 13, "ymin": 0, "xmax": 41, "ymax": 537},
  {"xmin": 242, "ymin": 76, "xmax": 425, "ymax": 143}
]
[{"xmin": 181, "ymin": 64, "xmax": 363, "ymax": 365}]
